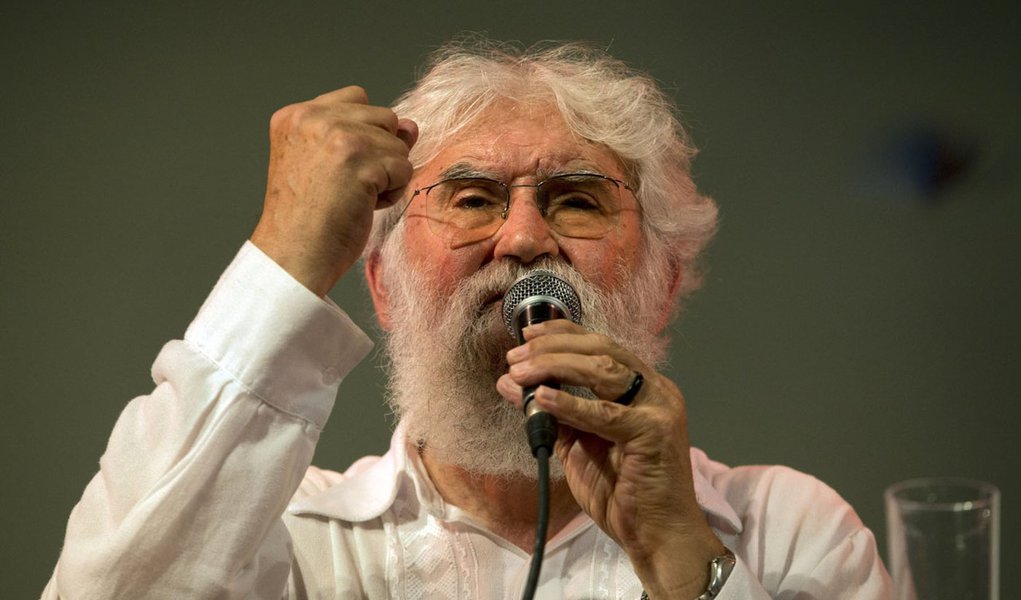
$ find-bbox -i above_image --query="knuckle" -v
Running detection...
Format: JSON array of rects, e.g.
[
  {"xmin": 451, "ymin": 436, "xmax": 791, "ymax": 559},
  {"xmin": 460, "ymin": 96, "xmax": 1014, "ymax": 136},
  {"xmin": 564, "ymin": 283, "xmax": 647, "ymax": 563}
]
[
  {"xmin": 325, "ymin": 128, "xmax": 365, "ymax": 155},
  {"xmin": 380, "ymin": 107, "xmax": 399, "ymax": 132},
  {"xmin": 526, "ymin": 336, "xmax": 548, "ymax": 353},
  {"xmin": 290, "ymin": 103, "xmax": 316, "ymax": 124},
  {"xmin": 601, "ymin": 402, "xmax": 628, "ymax": 427},
  {"xmin": 648, "ymin": 411, "xmax": 677, "ymax": 436},
  {"xmin": 388, "ymin": 158, "xmax": 414, "ymax": 188},
  {"xmin": 269, "ymin": 104, "xmax": 300, "ymax": 132},
  {"xmin": 594, "ymin": 354, "xmax": 617, "ymax": 376},
  {"xmin": 356, "ymin": 164, "xmax": 389, "ymax": 194},
  {"xmin": 271, "ymin": 103, "xmax": 328, "ymax": 139},
  {"xmin": 344, "ymin": 85, "xmax": 369, "ymax": 103}
]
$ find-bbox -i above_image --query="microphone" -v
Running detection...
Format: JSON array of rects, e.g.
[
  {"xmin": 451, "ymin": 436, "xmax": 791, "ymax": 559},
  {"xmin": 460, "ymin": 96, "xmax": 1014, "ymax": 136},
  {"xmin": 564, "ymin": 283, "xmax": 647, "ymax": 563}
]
[
  {"xmin": 502, "ymin": 270, "xmax": 581, "ymax": 600},
  {"xmin": 502, "ymin": 270, "xmax": 582, "ymax": 454}
]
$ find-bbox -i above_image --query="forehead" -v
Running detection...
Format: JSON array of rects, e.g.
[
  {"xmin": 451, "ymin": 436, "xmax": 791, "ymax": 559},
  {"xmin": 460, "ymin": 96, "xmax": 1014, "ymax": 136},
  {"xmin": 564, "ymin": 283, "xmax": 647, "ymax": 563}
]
[{"xmin": 422, "ymin": 103, "xmax": 625, "ymax": 180}]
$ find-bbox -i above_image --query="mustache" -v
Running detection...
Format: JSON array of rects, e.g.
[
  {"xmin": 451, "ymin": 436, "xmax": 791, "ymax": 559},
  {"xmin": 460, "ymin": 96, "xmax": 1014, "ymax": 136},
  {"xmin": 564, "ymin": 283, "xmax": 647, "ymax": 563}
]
[{"xmin": 451, "ymin": 258, "xmax": 593, "ymax": 318}]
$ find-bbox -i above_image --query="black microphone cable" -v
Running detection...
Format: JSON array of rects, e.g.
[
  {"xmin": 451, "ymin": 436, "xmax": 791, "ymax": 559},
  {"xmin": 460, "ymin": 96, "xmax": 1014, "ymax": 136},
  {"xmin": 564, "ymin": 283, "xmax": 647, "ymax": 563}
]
[{"xmin": 521, "ymin": 420, "xmax": 553, "ymax": 600}]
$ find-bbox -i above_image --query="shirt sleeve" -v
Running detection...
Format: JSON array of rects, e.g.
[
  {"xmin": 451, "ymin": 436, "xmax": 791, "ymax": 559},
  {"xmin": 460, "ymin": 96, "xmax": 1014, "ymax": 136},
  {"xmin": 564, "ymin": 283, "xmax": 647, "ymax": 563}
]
[
  {"xmin": 714, "ymin": 465, "xmax": 893, "ymax": 599},
  {"xmin": 42, "ymin": 242, "xmax": 373, "ymax": 600}
]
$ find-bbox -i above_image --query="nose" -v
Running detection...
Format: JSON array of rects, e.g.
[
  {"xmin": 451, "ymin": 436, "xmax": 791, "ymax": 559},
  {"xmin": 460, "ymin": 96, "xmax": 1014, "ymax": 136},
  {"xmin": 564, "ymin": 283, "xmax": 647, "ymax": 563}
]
[{"xmin": 491, "ymin": 188, "xmax": 560, "ymax": 264}]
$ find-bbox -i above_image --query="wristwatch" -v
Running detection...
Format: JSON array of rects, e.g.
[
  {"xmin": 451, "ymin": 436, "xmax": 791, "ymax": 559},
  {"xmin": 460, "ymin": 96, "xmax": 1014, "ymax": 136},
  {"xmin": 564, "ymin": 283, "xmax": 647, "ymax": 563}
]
[
  {"xmin": 695, "ymin": 548, "xmax": 736, "ymax": 599},
  {"xmin": 639, "ymin": 547, "xmax": 736, "ymax": 600}
]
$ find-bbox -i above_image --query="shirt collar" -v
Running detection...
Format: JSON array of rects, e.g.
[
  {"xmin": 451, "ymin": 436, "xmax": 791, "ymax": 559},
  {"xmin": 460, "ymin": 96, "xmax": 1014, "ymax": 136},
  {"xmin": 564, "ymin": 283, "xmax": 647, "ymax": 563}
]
[
  {"xmin": 288, "ymin": 425, "xmax": 743, "ymax": 535},
  {"xmin": 287, "ymin": 423, "xmax": 412, "ymax": 522}
]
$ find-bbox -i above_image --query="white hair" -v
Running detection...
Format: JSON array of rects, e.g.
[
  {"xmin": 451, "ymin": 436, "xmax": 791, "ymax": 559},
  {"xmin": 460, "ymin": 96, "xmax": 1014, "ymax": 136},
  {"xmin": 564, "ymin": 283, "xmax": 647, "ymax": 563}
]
[{"xmin": 366, "ymin": 36, "xmax": 718, "ymax": 306}]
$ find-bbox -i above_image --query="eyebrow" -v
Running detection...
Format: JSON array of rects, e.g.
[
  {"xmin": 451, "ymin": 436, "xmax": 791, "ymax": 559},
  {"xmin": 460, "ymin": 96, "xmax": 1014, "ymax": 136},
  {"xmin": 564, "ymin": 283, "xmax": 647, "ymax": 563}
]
[
  {"xmin": 438, "ymin": 163, "xmax": 500, "ymax": 180},
  {"xmin": 438, "ymin": 160, "xmax": 610, "ymax": 182}
]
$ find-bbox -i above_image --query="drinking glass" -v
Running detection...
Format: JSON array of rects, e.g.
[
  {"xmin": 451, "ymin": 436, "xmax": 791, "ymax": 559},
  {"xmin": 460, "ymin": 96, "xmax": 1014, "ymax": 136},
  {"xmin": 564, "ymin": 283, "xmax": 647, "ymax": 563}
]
[{"xmin": 885, "ymin": 477, "xmax": 1000, "ymax": 600}]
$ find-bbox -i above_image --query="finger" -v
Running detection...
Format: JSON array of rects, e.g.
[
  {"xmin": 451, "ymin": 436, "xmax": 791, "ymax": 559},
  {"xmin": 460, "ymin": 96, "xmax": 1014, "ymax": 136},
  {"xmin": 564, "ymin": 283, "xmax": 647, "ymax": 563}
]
[
  {"xmin": 509, "ymin": 330, "xmax": 642, "ymax": 378},
  {"xmin": 395, "ymin": 118, "xmax": 419, "ymax": 150},
  {"xmin": 310, "ymin": 94, "xmax": 399, "ymax": 134},
  {"xmin": 374, "ymin": 156, "xmax": 414, "ymax": 208},
  {"xmin": 513, "ymin": 330, "xmax": 618, "ymax": 360},
  {"xmin": 338, "ymin": 104, "xmax": 399, "ymax": 134},
  {"xmin": 380, "ymin": 155, "xmax": 414, "ymax": 191},
  {"xmin": 377, "ymin": 188, "xmax": 408, "ymax": 209},
  {"xmin": 313, "ymin": 85, "xmax": 369, "ymax": 105},
  {"xmin": 496, "ymin": 373, "xmax": 525, "ymax": 410},
  {"xmin": 359, "ymin": 123, "xmax": 414, "ymax": 158},
  {"xmin": 519, "ymin": 323, "xmax": 637, "ymax": 367},
  {"xmin": 521, "ymin": 318, "xmax": 585, "ymax": 340},
  {"xmin": 532, "ymin": 386, "xmax": 643, "ymax": 444},
  {"xmin": 508, "ymin": 352, "xmax": 636, "ymax": 400}
]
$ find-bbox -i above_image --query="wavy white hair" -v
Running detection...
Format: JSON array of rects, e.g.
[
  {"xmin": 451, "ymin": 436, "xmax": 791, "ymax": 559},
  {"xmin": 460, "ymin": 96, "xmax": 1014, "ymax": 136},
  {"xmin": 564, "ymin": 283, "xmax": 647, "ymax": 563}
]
[{"xmin": 366, "ymin": 37, "xmax": 718, "ymax": 306}]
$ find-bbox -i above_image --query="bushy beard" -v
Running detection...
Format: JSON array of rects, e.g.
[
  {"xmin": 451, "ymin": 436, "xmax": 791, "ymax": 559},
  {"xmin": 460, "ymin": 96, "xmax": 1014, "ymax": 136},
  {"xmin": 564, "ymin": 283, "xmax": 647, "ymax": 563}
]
[{"xmin": 379, "ymin": 235, "xmax": 673, "ymax": 479}]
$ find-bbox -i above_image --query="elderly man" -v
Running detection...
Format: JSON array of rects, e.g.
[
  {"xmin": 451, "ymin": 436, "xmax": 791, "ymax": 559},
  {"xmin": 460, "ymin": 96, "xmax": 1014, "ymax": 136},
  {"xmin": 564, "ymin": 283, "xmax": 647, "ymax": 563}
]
[{"xmin": 45, "ymin": 40, "xmax": 891, "ymax": 598}]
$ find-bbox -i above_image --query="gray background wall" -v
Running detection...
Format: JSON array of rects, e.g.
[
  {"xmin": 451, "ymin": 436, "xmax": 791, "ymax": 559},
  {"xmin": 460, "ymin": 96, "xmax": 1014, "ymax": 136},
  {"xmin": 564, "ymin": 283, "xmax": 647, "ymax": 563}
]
[{"xmin": 3, "ymin": 2, "xmax": 1018, "ymax": 596}]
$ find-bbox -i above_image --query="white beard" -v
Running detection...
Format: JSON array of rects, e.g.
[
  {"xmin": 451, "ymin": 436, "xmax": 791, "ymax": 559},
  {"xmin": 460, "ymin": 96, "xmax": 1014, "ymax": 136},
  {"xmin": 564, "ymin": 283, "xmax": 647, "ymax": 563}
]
[{"xmin": 379, "ymin": 237, "xmax": 673, "ymax": 479}]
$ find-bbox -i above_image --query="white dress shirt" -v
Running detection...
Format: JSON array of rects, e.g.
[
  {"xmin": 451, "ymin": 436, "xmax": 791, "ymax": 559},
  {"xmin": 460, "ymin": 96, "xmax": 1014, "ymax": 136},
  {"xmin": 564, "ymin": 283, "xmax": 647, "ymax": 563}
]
[{"xmin": 43, "ymin": 242, "xmax": 892, "ymax": 599}]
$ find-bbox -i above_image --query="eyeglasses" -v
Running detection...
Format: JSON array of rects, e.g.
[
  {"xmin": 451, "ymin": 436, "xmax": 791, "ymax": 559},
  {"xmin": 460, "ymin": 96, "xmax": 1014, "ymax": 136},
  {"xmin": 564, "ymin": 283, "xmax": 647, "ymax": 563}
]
[{"xmin": 406, "ymin": 172, "xmax": 638, "ymax": 245}]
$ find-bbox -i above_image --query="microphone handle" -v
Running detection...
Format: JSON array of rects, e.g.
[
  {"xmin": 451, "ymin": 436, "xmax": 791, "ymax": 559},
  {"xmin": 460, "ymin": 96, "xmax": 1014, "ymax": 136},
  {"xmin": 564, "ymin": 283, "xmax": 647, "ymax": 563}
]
[
  {"xmin": 512, "ymin": 301, "xmax": 566, "ymax": 343},
  {"xmin": 522, "ymin": 381, "xmax": 559, "ymax": 418},
  {"xmin": 513, "ymin": 301, "xmax": 566, "ymax": 418},
  {"xmin": 512, "ymin": 301, "xmax": 565, "ymax": 455}
]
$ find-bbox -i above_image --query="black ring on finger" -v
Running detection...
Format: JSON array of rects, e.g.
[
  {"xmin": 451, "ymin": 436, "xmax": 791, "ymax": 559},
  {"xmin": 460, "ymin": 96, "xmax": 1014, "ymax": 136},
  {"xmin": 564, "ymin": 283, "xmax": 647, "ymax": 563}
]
[{"xmin": 613, "ymin": 371, "xmax": 644, "ymax": 406}]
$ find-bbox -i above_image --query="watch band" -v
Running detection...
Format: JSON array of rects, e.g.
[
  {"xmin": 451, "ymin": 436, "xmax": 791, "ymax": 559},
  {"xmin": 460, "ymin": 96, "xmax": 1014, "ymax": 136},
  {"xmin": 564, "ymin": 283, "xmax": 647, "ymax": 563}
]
[{"xmin": 639, "ymin": 547, "xmax": 736, "ymax": 600}]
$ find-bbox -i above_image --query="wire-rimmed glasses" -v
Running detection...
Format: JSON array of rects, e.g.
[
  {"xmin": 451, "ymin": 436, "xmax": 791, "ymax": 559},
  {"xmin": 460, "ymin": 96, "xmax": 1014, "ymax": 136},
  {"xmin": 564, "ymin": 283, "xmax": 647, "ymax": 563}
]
[{"xmin": 406, "ymin": 172, "xmax": 637, "ymax": 245}]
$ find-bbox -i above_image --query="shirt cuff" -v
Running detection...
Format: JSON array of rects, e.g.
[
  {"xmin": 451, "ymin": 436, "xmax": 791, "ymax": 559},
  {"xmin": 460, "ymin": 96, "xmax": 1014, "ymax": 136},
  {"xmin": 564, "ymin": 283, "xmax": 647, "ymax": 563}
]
[{"xmin": 183, "ymin": 241, "xmax": 374, "ymax": 428}]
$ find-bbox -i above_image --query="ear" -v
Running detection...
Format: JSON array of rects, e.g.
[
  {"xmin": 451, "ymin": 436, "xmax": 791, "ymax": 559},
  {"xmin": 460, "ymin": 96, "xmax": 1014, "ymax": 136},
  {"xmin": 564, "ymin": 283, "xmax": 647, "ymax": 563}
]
[
  {"xmin": 652, "ymin": 261, "xmax": 684, "ymax": 334},
  {"xmin": 364, "ymin": 252, "xmax": 392, "ymax": 331}
]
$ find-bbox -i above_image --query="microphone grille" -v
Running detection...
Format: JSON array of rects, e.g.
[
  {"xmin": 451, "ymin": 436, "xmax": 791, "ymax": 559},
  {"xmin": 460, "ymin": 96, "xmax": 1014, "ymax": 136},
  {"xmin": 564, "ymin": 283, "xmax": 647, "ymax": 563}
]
[{"xmin": 502, "ymin": 270, "xmax": 582, "ymax": 335}]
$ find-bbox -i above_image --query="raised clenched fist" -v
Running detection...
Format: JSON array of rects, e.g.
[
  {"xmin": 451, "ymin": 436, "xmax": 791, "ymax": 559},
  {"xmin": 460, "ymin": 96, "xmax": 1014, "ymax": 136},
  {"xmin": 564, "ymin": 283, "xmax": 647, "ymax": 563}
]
[{"xmin": 251, "ymin": 86, "xmax": 418, "ymax": 296}]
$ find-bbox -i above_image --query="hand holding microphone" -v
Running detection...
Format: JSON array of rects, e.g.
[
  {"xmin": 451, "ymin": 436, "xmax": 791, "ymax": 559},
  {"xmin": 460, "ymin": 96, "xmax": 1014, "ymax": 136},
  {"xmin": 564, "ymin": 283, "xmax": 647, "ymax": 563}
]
[
  {"xmin": 501, "ymin": 269, "xmax": 645, "ymax": 452},
  {"xmin": 500, "ymin": 269, "xmax": 725, "ymax": 599}
]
